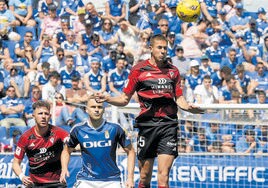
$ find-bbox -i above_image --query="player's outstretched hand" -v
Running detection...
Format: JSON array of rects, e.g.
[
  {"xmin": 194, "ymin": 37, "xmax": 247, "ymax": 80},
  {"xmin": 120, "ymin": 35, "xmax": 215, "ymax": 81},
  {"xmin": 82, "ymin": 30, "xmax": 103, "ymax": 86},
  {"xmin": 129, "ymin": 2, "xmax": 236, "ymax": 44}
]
[
  {"xmin": 60, "ymin": 170, "xmax": 69, "ymax": 184},
  {"xmin": 94, "ymin": 92, "xmax": 110, "ymax": 103},
  {"xmin": 21, "ymin": 176, "xmax": 33, "ymax": 187},
  {"xmin": 188, "ymin": 104, "xmax": 205, "ymax": 114},
  {"xmin": 125, "ymin": 178, "xmax": 134, "ymax": 188}
]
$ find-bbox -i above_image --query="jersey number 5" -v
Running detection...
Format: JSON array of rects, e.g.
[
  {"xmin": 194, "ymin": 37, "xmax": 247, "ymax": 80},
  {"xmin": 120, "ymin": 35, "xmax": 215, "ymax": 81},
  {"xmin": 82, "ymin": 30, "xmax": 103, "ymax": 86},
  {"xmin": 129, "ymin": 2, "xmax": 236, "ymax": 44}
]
[{"xmin": 138, "ymin": 136, "xmax": 145, "ymax": 147}]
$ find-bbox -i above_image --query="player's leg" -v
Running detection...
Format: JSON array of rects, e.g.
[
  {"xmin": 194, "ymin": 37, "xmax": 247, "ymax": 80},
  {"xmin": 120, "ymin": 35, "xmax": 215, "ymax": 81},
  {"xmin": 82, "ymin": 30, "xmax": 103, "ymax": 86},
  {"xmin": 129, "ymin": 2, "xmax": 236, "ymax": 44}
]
[
  {"xmin": 137, "ymin": 126, "xmax": 158, "ymax": 187},
  {"xmin": 138, "ymin": 158, "xmax": 154, "ymax": 187},
  {"xmin": 157, "ymin": 154, "xmax": 175, "ymax": 187},
  {"xmin": 157, "ymin": 123, "xmax": 178, "ymax": 187}
]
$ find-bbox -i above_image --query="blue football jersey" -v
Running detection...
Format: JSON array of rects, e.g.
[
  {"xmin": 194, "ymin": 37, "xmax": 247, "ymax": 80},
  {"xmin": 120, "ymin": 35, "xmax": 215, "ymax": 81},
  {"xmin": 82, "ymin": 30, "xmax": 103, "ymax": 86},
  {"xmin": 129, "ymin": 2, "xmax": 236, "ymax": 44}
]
[
  {"xmin": 86, "ymin": 69, "xmax": 104, "ymax": 91},
  {"xmin": 68, "ymin": 120, "xmax": 131, "ymax": 181}
]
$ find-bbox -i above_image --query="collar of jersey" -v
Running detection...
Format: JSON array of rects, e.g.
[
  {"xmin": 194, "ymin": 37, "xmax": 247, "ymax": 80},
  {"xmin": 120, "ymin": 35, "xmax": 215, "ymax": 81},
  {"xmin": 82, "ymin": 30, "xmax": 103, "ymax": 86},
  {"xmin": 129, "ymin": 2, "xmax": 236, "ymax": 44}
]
[{"xmin": 87, "ymin": 119, "xmax": 106, "ymax": 130}]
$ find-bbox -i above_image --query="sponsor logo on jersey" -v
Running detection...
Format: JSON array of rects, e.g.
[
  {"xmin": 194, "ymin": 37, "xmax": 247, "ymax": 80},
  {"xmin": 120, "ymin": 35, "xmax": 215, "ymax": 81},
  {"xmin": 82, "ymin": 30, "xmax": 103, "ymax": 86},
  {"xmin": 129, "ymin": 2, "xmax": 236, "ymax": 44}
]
[
  {"xmin": 39, "ymin": 148, "xmax": 47, "ymax": 154},
  {"xmin": 83, "ymin": 140, "xmax": 112, "ymax": 148}
]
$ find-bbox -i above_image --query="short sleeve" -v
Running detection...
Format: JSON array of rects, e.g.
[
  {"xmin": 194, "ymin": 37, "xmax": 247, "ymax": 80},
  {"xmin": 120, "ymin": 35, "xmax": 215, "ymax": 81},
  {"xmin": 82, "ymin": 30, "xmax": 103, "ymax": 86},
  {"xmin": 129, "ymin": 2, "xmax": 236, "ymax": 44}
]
[
  {"xmin": 117, "ymin": 125, "xmax": 131, "ymax": 148},
  {"xmin": 123, "ymin": 68, "xmax": 139, "ymax": 96}
]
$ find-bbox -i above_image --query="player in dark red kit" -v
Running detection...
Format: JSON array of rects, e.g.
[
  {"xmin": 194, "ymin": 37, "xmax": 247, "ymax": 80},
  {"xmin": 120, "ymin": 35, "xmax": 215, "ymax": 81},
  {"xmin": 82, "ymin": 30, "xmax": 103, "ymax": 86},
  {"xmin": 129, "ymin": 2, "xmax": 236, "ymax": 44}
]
[
  {"xmin": 95, "ymin": 34, "xmax": 203, "ymax": 188},
  {"xmin": 12, "ymin": 100, "xmax": 69, "ymax": 188}
]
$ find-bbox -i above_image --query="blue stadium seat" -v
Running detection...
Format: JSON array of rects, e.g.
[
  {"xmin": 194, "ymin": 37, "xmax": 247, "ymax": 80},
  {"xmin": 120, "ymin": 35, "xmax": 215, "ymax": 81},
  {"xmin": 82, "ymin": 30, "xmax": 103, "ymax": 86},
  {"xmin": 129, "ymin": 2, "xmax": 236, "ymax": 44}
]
[
  {"xmin": 9, "ymin": 126, "xmax": 30, "ymax": 138},
  {"xmin": 0, "ymin": 126, "xmax": 7, "ymax": 139},
  {"xmin": 2, "ymin": 40, "xmax": 17, "ymax": 59},
  {"xmin": 15, "ymin": 26, "xmax": 38, "ymax": 41}
]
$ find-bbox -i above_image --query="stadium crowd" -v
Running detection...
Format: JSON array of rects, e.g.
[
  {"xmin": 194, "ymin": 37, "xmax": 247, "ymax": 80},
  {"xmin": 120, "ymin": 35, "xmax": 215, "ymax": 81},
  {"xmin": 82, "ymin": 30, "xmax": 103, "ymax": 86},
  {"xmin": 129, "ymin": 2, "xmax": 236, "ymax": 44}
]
[{"xmin": 0, "ymin": 0, "xmax": 267, "ymax": 154}]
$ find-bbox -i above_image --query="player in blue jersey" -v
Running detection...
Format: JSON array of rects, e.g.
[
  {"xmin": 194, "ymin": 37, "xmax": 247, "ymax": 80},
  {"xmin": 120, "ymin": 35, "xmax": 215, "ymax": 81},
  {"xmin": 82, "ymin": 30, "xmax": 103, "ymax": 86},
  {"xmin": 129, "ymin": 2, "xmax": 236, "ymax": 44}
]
[{"xmin": 60, "ymin": 98, "xmax": 135, "ymax": 188}]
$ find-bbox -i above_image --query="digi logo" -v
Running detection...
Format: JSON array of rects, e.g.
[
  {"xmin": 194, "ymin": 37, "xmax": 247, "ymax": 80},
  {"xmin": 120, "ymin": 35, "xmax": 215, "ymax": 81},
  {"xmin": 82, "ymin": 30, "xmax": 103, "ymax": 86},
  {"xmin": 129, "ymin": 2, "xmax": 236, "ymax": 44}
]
[{"xmin": 83, "ymin": 140, "xmax": 112, "ymax": 148}]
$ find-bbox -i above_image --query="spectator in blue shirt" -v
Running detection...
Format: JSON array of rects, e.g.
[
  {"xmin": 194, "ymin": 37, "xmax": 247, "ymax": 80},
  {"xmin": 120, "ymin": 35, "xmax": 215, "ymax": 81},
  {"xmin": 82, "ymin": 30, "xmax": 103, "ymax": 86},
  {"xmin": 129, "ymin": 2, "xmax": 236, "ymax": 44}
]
[
  {"xmin": 36, "ymin": 0, "xmax": 59, "ymax": 21},
  {"xmin": 248, "ymin": 90, "xmax": 268, "ymax": 120},
  {"xmin": 35, "ymin": 34, "xmax": 55, "ymax": 65},
  {"xmin": 99, "ymin": 18, "xmax": 118, "ymax": 50},
  {"xmin": 220, "ymin": 48, "xmax": 239, "ymax": 73},
  {"xmin": 105, "ymin": 0, "xmax": 126, "ymax": 24},
  {"xmin": 84, "ymin": 57, "xmax": 107, "ymax": 95},
  {"xmin": 60, "ymin": 30, "xmax": 79, "ymax": 57},
  {"xmin": 166, "ymin": 2, "xmax": 183, "ymax": 34},
  {"xmin": 0, "ymin": 85, "xmax": 26, "ymax": 129},
  {"xmin": 199, "ymin": 55, "xmax": 214, "ymax": 77},
  {"xmin": 219, "ymin": 75, "xmax": 237, "ymax": 103},
  {"xmin": 59, "ymin": 55, "xmax": 80, "ymax": 89},
  {"xmin": 167, "ymin": 31, "xmax": 176, "ymax": 57},
  {"xmin": 186, "ymin": 60, "xmax": 203, "ymax": 90},
  {"xmin": 87, "ymin": 33, "xmax": 107, "ymax": 60},
  {"xmin": 60, "ymin": 0, "xmax": 84, "ymax": 18},
  {"xmin": 179, "ymin": 120, "xmax": 197, "ymax": 146},
  {"xmin": 236, "ymin": 129, "xmax": 263, "ymax": 154},
  {"xmin": 244, "ymin": 18, "xmax": 262, "ymax": 46},
  {"xmin": 3, "ymin": 68, "xmax": 24, "ymax": 98},
  {"xmin": 35, "ymin": 62, "xmax": 50, "ymax": 89},
  {"xmin": 9, "ymin": 0, "xmax": 36, "ymax": 27},
  {"xmin": 258, "ymin": 34, "xmax": 268, "ymax": 62},
  {"xmin": 85, "ymin": 2, "xmax": 102, "ymax": 31},
  {"xmin": 108, "ymin": 54, "xmax": 129, "ymax": 96},
  {"xmin": 205, "ymin": 37, "xmax": 225, "ymax": 65},
  {"xmin": 234, "ymin": 64, "xmax": 251, "ymax": 102},
  {"xmin": 77, "ymin": 19, "xmax": 93, "ymax": 45},
  {"xmin": 228, "ymin": 3, "xmax": 250, "ymax": 33},
  {"xmin": 23, "ymin": 86, "xmax": 42, "ymax": 127},
  {"xmin": 211, "ymin": 66, "xmax": 232, "ymax": 89},
  {"xmin": 186, "ymin": 127, "xmax": 212, "ymax": 153},
  {"xmin": 101, "ymin": 46, "xmax": 117, "ymax": 74},
  {"xmin": 75, "ymin": 44, "xmax": 91, "ymax": 77},
  {"xmin": 247, "ymin": 62, "xmax": 268, "ymax": 95},
  {"xmin": 52, "ymin": 18, "xmax": 69, "ymax": 48},
  {"xmin": 0, "ymin": 0, "xmax": 20, "ymax": 41},
  {"xmin": 256, "ymin": 7, "xmax": 268, "ymax": 35}
]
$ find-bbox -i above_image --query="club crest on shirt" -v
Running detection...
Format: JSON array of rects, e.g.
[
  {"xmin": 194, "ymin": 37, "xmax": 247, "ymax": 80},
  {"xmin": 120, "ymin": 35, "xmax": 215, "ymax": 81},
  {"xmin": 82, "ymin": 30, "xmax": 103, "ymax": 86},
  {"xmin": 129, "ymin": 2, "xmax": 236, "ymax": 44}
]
[
  {"xmin": 105, "ymin": 130, "xmax": 110, "ymax": 139},
  {"xmin": 169, "ymin": 71, "xmax": 174, "ymax": 78}
]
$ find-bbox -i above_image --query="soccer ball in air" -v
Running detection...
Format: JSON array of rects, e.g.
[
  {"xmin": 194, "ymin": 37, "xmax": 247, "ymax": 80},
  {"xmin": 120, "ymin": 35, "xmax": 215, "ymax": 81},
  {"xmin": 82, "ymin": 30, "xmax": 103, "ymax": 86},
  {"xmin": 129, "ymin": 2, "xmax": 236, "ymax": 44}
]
[{"xmin": 176, "ymin": 0, "xmax": 201, "ymax": 22}]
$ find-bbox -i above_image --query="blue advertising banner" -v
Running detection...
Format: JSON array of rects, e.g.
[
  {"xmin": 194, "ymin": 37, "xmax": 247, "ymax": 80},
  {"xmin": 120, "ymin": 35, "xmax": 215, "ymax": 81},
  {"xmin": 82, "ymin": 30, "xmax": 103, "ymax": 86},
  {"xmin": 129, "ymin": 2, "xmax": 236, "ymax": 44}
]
[{"xmin": 0, "ymin": 154, "xmax": 267, "ymax": 188}]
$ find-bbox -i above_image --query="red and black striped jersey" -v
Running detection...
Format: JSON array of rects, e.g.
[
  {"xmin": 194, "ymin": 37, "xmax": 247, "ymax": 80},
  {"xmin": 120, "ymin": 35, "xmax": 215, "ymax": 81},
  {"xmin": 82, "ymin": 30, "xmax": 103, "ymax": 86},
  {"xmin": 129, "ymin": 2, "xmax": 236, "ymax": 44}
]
[
  {"xmin": 123, "ymin": 60, "xmax": 183, "ymax": 126},
  {"xmin": 14, "ymin": 125, "xmax": 69, "ymax": 184}
]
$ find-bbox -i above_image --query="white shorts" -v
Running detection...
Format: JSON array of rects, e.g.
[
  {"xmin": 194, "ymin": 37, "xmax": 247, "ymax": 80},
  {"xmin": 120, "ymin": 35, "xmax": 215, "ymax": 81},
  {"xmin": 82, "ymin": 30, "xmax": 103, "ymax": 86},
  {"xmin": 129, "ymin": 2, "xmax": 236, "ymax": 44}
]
[{"xmin": 73, "ymin": 180, "xmax": 124, "ymax": 188}]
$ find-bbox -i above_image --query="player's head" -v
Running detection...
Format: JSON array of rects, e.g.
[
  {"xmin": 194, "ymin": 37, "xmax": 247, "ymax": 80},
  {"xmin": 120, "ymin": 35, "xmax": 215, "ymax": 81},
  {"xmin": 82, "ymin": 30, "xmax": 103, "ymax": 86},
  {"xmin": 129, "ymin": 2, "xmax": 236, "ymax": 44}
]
[
  {"xmin": 86, "ymin": 98, "xmax": 105, "ymax": 121},
  {"xmin": 149, "ymin": 34, "xmax": 168, "ymax": 63},
  {"xmin": 32, "ymin": 100, "xmax": 51, "ymax": 127}
]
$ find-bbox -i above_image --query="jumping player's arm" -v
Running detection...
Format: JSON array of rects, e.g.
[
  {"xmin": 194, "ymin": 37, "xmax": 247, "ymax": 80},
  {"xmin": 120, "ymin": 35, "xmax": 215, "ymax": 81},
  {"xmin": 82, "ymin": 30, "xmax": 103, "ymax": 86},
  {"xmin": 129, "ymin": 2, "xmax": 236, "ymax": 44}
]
[
  {"xmin": 60, "ymin": 145, "xmax": 75, "ymax": 183},
  {"xmin": 95, "ymin": 67, "xmax": 138, "ymax": 106},
  {"xmin": 174, "ymin": 70, "xmax": 204, "ymax": 114},
  {"xmin": 96, "ymin": 92, "xmax": 132, "ymax": 106},
  {"xmin": 122, "ymin": 144, "xmax": 135, "ymax": 188}
]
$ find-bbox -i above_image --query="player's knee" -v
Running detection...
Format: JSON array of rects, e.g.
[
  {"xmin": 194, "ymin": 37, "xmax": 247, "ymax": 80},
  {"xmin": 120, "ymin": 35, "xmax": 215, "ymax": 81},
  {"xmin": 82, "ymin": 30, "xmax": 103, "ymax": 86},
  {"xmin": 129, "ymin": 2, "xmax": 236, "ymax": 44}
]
[{"xmin": 139, "ymin": 172, "xmax": 152, "ymax": 185}]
